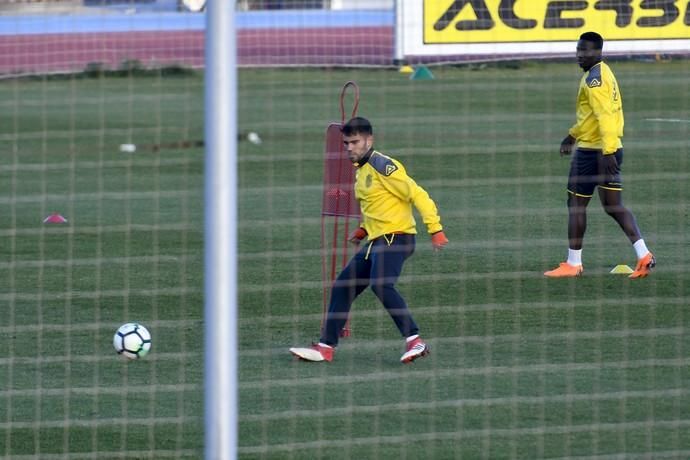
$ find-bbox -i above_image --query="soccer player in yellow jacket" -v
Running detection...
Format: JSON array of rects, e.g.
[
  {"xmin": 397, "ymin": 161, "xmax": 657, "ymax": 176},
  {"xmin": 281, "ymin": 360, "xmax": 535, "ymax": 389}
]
[
  {"xmin": 290, "ymin": 117, "xmax": 448, "ymax": 363},
  {"xmin": 545, "ymin": 31, "xmax": 655, "ymax": 278}
]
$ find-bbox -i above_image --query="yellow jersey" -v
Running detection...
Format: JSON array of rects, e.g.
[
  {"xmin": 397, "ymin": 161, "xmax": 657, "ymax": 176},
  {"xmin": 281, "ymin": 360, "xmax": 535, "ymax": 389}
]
[
  {"xmin": 568, "ymin": 61, "xmax": 624, "ymax": 155},
  {"xmin": 354, "ymin": 149, "xmax": 443, "ymax": 240}
]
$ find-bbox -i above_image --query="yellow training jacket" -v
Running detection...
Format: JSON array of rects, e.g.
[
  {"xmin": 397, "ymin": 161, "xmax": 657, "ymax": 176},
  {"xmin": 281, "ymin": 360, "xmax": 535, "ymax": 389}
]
[
  {"xmin": 568, "ymin": 61, "xmax": 624, "ymax": 155},
  {"xmin": 354, "ymin": 149, "xmax": 442, "ymax": 240}
]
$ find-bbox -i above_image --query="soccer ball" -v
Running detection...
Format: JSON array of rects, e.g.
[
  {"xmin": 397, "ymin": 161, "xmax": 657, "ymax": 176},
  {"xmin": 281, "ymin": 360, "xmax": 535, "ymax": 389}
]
[{"xmin": 113, "ymin": 323, "xmax": 152, "ymax": 360}]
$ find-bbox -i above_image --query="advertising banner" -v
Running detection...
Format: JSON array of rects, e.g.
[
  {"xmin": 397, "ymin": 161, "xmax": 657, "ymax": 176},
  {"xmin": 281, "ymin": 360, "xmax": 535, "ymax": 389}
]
[{"xmin": 396, "ymin": 0, "xmax": 690, "ymax": 58}]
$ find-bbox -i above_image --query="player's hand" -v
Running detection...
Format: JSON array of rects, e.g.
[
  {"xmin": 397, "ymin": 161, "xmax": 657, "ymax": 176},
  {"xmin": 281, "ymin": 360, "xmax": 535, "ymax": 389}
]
[
  {"xmin": 348, "ymin": 227, "xmax": 367, "ymax": 245},
  {"xmin": 560, "ymin": 135, "xmax": 576, "ymax": 156},
  {"xmin": 431, "ymin": 231, "xmax": 448, "ymax": 251},
  {"xmin": 601, "ymin": 153, "xmax": 619, "ymax": 177}
]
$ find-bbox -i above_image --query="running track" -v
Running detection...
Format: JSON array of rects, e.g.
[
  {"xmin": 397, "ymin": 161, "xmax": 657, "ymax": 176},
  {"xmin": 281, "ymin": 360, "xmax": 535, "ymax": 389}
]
[{"xmin": 0, "ymin": 11, "xmax": 395, "ymax": 74}]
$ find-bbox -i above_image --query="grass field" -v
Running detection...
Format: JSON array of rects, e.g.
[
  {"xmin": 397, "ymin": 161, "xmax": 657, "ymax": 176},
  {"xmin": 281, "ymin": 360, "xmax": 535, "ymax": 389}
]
[{"xmin": 1, "ymin": 60, "xmax": 689, "ymax": 459}]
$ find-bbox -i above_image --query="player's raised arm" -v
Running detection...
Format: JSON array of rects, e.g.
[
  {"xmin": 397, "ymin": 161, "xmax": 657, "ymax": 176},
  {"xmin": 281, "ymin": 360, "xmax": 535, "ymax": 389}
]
[{"xmin": 375, "ymin": 159, "xmax": 447, "ymax": 250}]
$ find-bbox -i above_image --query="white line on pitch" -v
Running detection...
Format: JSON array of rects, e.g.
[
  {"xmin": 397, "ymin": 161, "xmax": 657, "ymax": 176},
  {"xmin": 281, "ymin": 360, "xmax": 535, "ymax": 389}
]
[{"xmin": 645, "ymin": 118, "xmax": 690, "ymax": 123}]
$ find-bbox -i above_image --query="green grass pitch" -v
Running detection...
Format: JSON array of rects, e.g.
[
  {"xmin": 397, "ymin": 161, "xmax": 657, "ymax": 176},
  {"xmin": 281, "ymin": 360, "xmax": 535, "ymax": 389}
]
[{"xmin": 1, "ymin": 60, "xmax": 689, "ymax": 459}]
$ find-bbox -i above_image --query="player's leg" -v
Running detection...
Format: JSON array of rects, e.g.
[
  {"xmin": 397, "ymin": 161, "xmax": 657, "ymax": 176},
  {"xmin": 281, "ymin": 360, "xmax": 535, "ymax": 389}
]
[
  {"xmin": 290, "ymin": 245, "xmax": 371, "ymax": 362},
  {"xmin": 598, "ymin": 188, "xmax": 641, "ymax": 243},
  {"xmin": 368, "ymin": 234, "xmax": 429, "ymax": 363},
  {"xmin": 545, "ymin": 149, "xmax": 595, "ymax": 277},
  {"xmin": 597, "ymin": 149, "xmax": 655, "ymax": 278},
  {"xmin": 597, "ymin": 149, "xmax": 641, "ymax": 243},
  {"xmin": 369, "ymin": 235, "xmax": 416, "ymax": 335},
  {"xmin": 320, "ymin": 245, "xmax": 372, "ymax": 346},
  {"xmin": 568, "ymin": 192, "xmax": 591, "ymax": 250}
]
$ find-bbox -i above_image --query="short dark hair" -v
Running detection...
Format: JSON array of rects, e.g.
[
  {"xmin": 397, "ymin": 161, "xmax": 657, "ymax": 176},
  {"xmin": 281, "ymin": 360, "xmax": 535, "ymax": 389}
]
[
  {"xmin": 342, "ymin": 117, "xmax": 373, "ymax": 136},
  {"xmin": 580, "ymin": 31, "xmax": 603, "ymax": 50}
]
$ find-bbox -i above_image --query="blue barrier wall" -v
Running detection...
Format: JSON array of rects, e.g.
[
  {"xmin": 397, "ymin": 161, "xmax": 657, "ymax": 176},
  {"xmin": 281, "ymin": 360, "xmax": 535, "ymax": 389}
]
[{"xmin": 0, "ymin": 10, "xmax": 393, "ymax": 35}]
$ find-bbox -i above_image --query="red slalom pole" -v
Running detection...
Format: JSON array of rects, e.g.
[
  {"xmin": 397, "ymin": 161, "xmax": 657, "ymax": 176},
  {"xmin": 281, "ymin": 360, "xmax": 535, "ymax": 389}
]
[{"xmin": 320, "ymin": 81, "xmax": 361, "ymax": 338}]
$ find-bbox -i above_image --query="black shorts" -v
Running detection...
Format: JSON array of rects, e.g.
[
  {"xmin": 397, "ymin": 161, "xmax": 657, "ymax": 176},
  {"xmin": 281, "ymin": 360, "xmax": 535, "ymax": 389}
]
[{"xmin": 567, "ymin": 148, "xmax": 623, "ymax": 197}]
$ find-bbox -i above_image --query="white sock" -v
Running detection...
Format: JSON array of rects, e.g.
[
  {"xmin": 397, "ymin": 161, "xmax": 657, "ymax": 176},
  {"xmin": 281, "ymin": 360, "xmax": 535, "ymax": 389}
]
[
  {"xmin": 406, "ymin": 334, "xmax": 419, "ymax": 343},
  {"xmin": 567, "ymin": 248, "xmax": 582, "ymax": 266},
  {"xmin": 318, "ymin": 342, "xmax": 332, "ymax": 349},
  {"xmin": 633, "ymin": 239, "xmax": 650, "ymax": 259}
]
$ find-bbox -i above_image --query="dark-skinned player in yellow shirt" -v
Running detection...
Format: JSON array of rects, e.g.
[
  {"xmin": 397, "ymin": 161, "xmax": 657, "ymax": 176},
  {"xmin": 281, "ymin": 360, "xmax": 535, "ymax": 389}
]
[
  {"xmin": 290, "ymin": 117, "xmax": 449, "ymax": 363},
  {"xmin": 545, "ymin": 32, "xmax": 655, "ymax": 279}
]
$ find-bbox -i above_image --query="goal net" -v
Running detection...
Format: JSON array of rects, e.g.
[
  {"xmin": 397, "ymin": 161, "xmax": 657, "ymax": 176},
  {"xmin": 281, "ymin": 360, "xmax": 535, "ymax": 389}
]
[
  {"xmin": 2, "ymin": 0, "xmax": 689, "ymax": 459},
  {"xmin": 1, "ymin": 1, "xmax": 204, "ymax": 458}
]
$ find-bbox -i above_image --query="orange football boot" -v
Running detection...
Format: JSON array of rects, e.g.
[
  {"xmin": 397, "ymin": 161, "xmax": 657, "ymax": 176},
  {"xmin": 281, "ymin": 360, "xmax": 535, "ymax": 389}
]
[
  {"xmin": 544, "ymin": 262, "xmax": 583, "ymax": 278},
  {"xmin": 629, "ymin": 252, "xmax": 655, "ymax": 279}
]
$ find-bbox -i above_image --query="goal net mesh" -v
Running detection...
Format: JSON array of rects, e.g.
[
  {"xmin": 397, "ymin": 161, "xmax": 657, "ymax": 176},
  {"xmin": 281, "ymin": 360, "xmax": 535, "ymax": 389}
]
[{"xmin": 2, "ymin": 1, "xmax": 689, "ymax": 459}]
